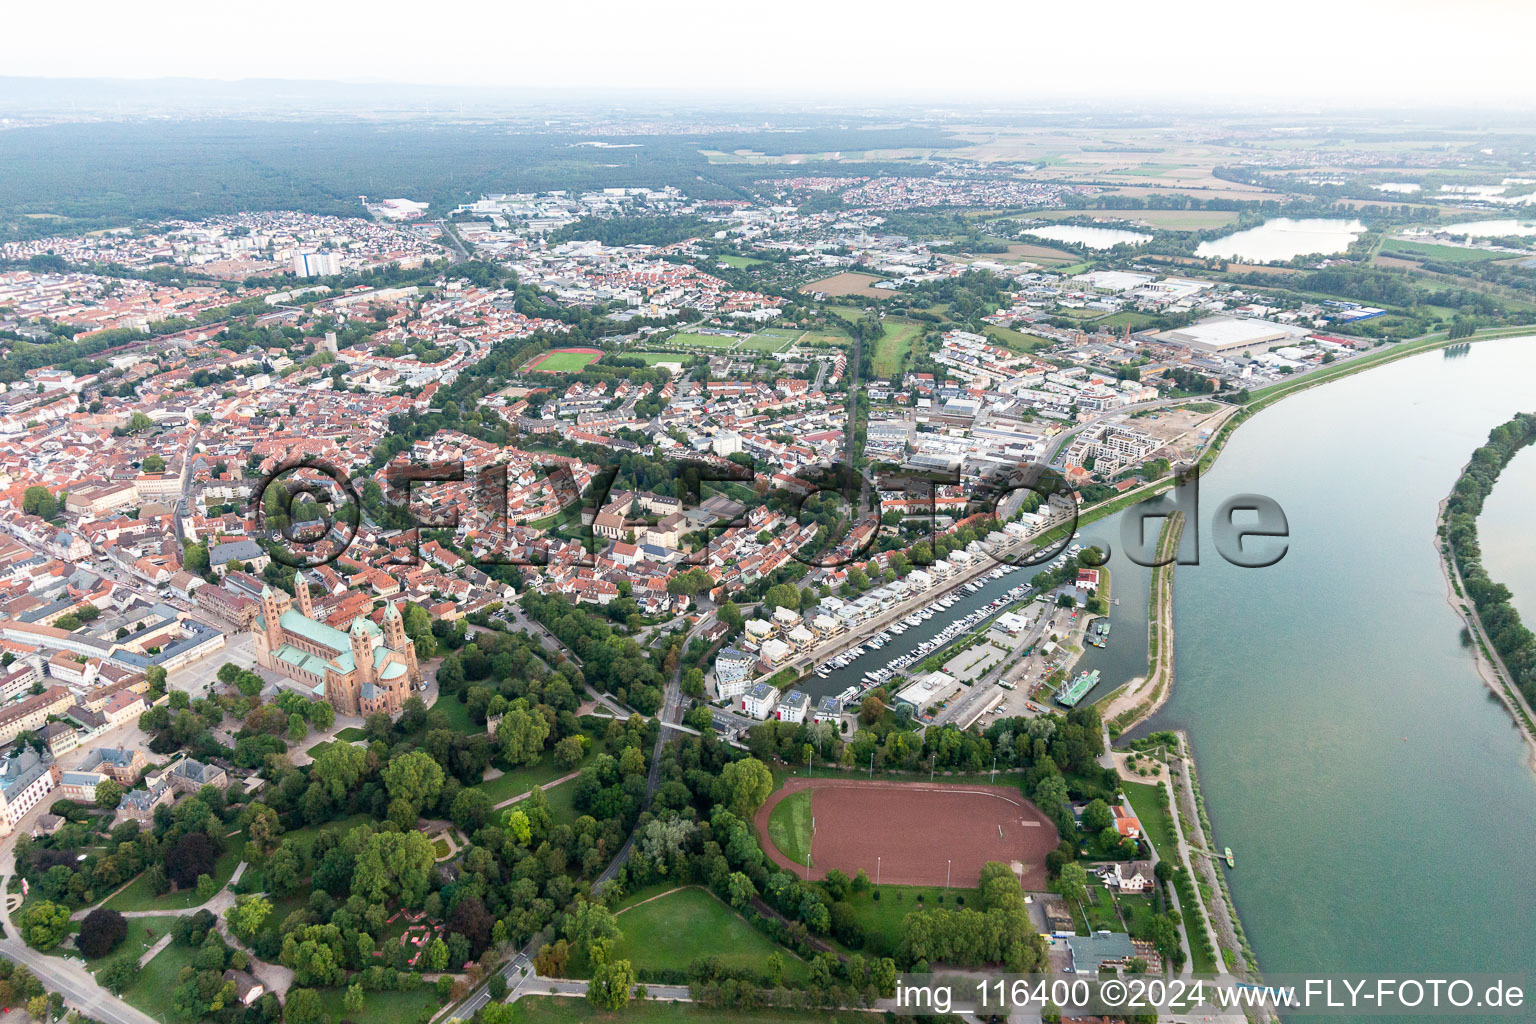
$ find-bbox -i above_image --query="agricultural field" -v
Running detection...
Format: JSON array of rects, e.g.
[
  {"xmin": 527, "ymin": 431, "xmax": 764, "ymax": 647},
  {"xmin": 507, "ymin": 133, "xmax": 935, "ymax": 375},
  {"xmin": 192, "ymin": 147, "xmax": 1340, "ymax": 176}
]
[
  {"xmin": 801, "ymin": 271, "xmax": 889, "ymax": 298},
  {"xmin": 870, "ymin": 320, "xmax": 923, "ymax": 378},
  {"xmin": 612, "ymin": 886, "xmax": 808, "ymax": 979}
]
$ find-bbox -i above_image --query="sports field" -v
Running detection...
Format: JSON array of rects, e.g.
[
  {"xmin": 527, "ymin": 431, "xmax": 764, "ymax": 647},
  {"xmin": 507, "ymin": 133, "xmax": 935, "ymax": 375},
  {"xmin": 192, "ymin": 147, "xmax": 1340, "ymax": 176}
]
[
  {"xmin": 667, "ymin": 331, "xmax": 742, "ymax": 349},
  {"xmin": 526, "ymin": 347, "xmax": 603, "ymax": 372},
  {"xmin": 755, "ymin": 778, "xmax": 1058, "ymax": 890},
  {"xmin": 768, "ymin": 788, "xmax": 813, "ymax": 867}
]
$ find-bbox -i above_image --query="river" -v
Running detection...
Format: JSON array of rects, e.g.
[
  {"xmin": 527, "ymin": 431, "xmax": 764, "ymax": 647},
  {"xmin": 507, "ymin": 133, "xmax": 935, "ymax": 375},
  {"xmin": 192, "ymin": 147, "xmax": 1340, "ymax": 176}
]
[{"xmin": 1145, "ymin": 335, "xmax": 1536, "ymax": 1001}]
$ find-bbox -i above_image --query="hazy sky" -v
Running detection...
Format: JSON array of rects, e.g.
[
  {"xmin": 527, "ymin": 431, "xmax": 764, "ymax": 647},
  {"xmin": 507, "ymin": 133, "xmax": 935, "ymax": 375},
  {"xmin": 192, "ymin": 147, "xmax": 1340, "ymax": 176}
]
[{"xmin": 12, "ymin": 0, "xmax": 1536, "ymax": 106}]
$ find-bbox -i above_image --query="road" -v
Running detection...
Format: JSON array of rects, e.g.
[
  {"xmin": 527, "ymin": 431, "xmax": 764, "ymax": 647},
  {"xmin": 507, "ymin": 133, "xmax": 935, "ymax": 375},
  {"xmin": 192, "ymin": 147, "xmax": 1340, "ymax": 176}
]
[{"xmin": 0, "ymin": 856, "xmax": 159, "ymax": 1024}]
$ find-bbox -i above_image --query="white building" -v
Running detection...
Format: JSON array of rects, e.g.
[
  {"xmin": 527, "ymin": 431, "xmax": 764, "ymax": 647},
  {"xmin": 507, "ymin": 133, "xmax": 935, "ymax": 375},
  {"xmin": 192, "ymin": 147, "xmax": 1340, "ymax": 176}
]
[
  {"xmin": 775, "ymin": 689, "xmax": 811, "ymax": 724},
  {"xmin": 714, "ymin": 647, "xmax": 756, "ymax": 699},
  {"xmin": 894, "ymin": 671, "xmax": 956, "ymax": 717},
  {"xmin": 0, "ymin": 750, "xmax": 60, "ymax": 837},
  {"xmin": 741, "ymin": 682, "xmax": 780, "ymax": 720}
]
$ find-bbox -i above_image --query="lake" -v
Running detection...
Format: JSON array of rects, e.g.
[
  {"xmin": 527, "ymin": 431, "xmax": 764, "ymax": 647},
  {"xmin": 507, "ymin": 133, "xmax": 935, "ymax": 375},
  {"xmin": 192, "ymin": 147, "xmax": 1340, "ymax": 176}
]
[
  {"xmin": 1022, "ymin": 225, "xmax": 1151, "ymax": 250},
  {"xmin": 1146, "ymin": 335, "xmax": 1536, "ymax": 996},
  {"xmin": 1421, "ymin": 219, "xmax": 1536, "ymax": 239},
  {"xmin": 1195, "ymin": 218, "xmax": 1365, "ymax": 263}
]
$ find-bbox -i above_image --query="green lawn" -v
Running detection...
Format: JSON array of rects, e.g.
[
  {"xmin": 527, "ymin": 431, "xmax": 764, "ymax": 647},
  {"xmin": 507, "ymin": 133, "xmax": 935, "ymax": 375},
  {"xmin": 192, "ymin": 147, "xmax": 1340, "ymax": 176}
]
[
  {"xmin": 314, "ymin": 983, "xmax": 441, "ymax": 1024},
  {"xmin": 474, "ymin": 719, "xmax": 606, "ymax": 804},
  {"xmin": 870, "ymin": 320, "xmax": 922, "ymax": 378},
  {"xmin": 534, "ymin": 349, "xmax": 603, "ymax": 372},
  {"xmin": 123, "ymin": 939, "xmax": 201, "ymax": 1019},
  {"xmin": 838, "ymin": 884, "xmax": 982, "ymax": 957},
  {"xmin": 105, "ymin": 836, "xmax": 243, "ymax": 912},
  {"xmin": 73, "ymin": 915, "xmax": 180, "ymax": 972},
  {"xmin": 766, "ymin": 789, "xmax": 813, "ymax": 868},
  {"xmin": 428, "ymin": 694, "xmax": 479, "ymax": 734},
  {"xmin": 333, "ymin": 726, "xmax": 366, "ymax": 742},
  {"xmin": 1380, "ymin": 239, "xmax": 1507, "ymax": 264},
  {"xmin": 737, "ymin": 333, "xmax": 798, "ymax": 352},
  {"xmin": 612, "ymin": 887, "xmax": 807, "ymax": 979},
  {"xmin": 544, "ymin": 777, "xmax": 583, "ymax": 825},
  {"xmin": 718, "ymin": 254, "xmax": 768, "ymax": 269},
  {"xmin": 799, "ymin": 328, "xmax": 853, "ymax": 347},
  {"xmin": 624, "ymin": 351, "xmax": 690, "ymax": 365},
  {"xmin": 1122, "ymin": 781, "xmax": 1176, "ymax": 863},
  {"xmin": 510, "ymin": 995, "xmax": 843, "ymax": 1024},
  {"xmin": 983, "ymin": 324, "xmax": 1054, "ymax": 354},
  {"xmin": 666, "ymin": 332, "xmax": 741, "ymax": 349}
]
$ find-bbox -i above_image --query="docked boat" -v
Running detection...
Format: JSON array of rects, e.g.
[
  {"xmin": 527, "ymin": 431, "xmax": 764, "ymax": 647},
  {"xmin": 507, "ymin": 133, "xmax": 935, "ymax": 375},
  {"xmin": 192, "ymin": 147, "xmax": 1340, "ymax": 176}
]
[
  {"xmin": 1224, "ymin": 847, "xmax": 1235, "ymax": 869},
  {"xmin": 1055, "ymin": 668, "xmax": 1100, "ymax": 707}
]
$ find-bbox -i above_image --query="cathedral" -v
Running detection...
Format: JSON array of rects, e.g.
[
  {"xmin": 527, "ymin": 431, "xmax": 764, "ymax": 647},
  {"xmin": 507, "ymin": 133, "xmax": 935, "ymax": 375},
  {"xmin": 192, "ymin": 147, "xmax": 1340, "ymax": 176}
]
[{"xmin": 251, "ymin": 572, "xmax": 421, "ymax": 717}]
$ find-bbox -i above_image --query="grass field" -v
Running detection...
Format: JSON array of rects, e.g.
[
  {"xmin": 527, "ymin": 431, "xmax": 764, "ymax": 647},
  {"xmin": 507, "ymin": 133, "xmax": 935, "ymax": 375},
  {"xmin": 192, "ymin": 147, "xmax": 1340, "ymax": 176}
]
[
  {"xmin": 428, "ymin": 694, "xmax": 477, "ymax": 733},
  {"xmin": 1379, "ymin": 239, "xmax": 1508, "ymax": 264},
  {"xmin": 531, "ymin": 349, "xmax": 603, "ymax": 372},
  {"xmin": 1098, "ymin": 311, "xmax": 1159, "ymax": 330},
  {"xmin": 839, "ymin": 884, "xmax": 982, "ymax": 957},
  {"xmin": 799, "ymin": 327, "xmax": 853, "ymax": 347},
  {"xmin": 314, "ymin": 983, "xmax": 440, "ymax": 1024},
  {"xmin": 983, "ymin": 324, "xmax": 1054, "ymax": 354},
  {"xmin": 737, "ymin": 332, "xmax": 798, "ymax": 352},
  {"xmin": 718, "ymin": 254, "xmax": 769, "ymax": 268},
  {"xmin": 666, "ymin": 331, "xmax": 741, "ymax": 349},
  {"xmin": 124, "ymin": 939, "xmax": 200, "ymax": 1019},
  {"xmin": 625, "ymin": 351, "xmax": 691, "ymax": 364},
  {"xmin": 105, "ymin": 838, "xmax": 243, "ymax": 912},
  {"xmin": 509, "ymin": 995, "xmax": 842, "ymax": 1024},
  {"xmin": 612, "ymin": 887, "xmax": 808, "ymax": 979},
  {"xmin": 333, "ymin": 726, "xmax": 366, "ymax": 742},
  {"xmin": 74, "ymin": 915, "xmax": 180, "ymax": 971},
  {"xmin": 1122, "ymin": 780, "xmax": 1176, "ymax": 862},
  {"xmin": 766, "ymin": 789, "xmax": 813, "ymax": 867},
  {"xmin": 870, "ymin": 320, "xmax": 922, "ymax": 378}
]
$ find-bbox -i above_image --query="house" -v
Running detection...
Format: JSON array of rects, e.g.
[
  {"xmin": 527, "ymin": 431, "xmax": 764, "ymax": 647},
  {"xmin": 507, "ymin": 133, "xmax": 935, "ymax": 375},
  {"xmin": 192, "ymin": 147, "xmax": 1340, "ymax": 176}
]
[
  {"xmin": 1106, "ymin": 860, "xmax": 1155, "ymax": 893},
  {"xmin": 1113, "ymin": 805, "xmax": 1142, "ymax": 839},
  {"xmin": 222, "ymin": 970, "xmax": 264, "ymax": 1006},
  {"xmin": 119, "ymin": 779, "xmax": 173, "ymax": 822},
  {"xmin": 164, "ymin": 757, "xmax": 228, "ymax": 794},
  {"xmin": 741, "ymin": 682, "xmax": 780, "ymax": 720},
  {"xmin": 78, "ymin": 746, "xmax": 147, "ymax": 784}
]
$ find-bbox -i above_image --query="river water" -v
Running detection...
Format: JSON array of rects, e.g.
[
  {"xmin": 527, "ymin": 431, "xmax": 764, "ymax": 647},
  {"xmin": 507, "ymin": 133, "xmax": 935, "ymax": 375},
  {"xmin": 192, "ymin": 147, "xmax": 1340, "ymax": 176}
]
[{"xmin": 1146, "ymin": 335, "xmax": 1536, "ymax": 996}]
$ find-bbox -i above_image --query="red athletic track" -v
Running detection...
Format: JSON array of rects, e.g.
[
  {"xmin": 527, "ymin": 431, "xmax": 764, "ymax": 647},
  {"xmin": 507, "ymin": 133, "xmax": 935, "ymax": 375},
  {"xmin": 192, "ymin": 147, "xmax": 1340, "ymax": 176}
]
[{"xmin": 754, "ymin": 777, "xmax": 1058, "ymax": 891}]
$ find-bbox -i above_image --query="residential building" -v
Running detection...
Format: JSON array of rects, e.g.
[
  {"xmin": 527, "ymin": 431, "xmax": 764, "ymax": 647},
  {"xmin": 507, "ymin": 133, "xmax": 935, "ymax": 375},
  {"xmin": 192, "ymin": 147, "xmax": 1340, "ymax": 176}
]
[
  {"xmin": 741, "ymin": 682, "xmax": 780, "ymax": 720},
  {"xmin": 0, "ymin": 749, "xmax": 60, "ymax": 836}
]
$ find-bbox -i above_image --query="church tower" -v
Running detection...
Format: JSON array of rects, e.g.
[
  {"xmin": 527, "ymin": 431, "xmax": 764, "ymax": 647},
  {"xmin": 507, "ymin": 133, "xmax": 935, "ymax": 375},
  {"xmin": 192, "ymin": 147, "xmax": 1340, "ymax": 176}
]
[
  {"xmin": 349, "ymin": 617, "xmax": 375, "ymax": 687},
  {"xmin": 383, "ymin": 600, "xmax": 407, "ymax": 650},
  {"xmin": 295, "ymin": 570, "xmax": 314, "ymax": 620},
  {"xmin": 259, "ymin": 586, "xmax": 286, "ymax": 650},
  {"xmin": 382, "ymin": 600, "xmax": 422, "ymax": 687}
]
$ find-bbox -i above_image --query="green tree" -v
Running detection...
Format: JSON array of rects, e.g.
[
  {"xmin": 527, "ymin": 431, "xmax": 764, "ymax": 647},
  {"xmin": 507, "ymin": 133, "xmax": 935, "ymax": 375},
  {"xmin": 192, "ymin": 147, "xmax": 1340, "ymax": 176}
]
[
  {"xmin": 1081, "ymin": 798, "xmax": 1114, "ymax": 834},
  {"xmin": 283, "ymin": 987, "xmax": 327, "ymax": 1024},
  {"xmin": 586, "ymin": 944, "xmax": 635, "ymax": 1012},
  {"xmin": 142, "ymin": 453, "xmax": 166, "ymax": 473},
  {"xmin": 22, "ymin": 485, "xmax": 57, "ymax": 520},
  {"xmin": 343, "ymin": 984, "xmax": 364, "ymax": 1015},
  {"xmin": 495, "ymin": 699, "xmax": 551, "ymax": 767},
  {"xmin": 226, "ymin": 894, "xmax": 272, "ymax": 942},
  {"xmin": 309, "ymin": 741, "xmax": 366, "ymax": 801},
  {"xmin": 381, "ymin": 750, "xmax": 445, "ymax": 816},
  {"xmin": 718, "ymin": 757, "xmax": 773, "ymax": 819},
  {"xmin": 1057, "ymin": 862, "xmax": 1089, "ymax": 907},
  {"xmin": 95, "ymin": 778, "xmax": 124, "ymax": 810},
  {"xmin": 18, "ymin": 901, "xmax": 71, "ymax": 950}
]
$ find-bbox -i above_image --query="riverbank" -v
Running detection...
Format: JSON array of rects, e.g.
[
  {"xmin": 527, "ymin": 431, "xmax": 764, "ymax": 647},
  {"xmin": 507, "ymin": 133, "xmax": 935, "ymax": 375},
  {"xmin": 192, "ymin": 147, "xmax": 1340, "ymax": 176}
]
[
  {"xmin": 1100, "ymin": 512, "xmax": 1182, "ymax": 735},
  {"xmin": 1435, "ymin": 427, "xmax": 1536, "ymax": 772}
]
